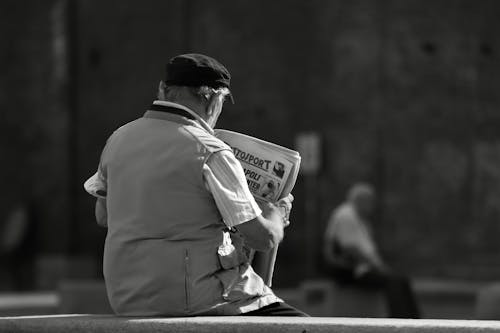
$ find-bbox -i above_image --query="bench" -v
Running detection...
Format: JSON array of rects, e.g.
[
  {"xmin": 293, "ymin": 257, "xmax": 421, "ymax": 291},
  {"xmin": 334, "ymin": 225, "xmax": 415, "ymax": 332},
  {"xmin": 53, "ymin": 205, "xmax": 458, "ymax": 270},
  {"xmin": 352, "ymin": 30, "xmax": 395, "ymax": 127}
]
[
  {"xmin": 2, "ymin": 315, "xmax": 500, "ymax": 333},
  {"xmin": 414, "ymin": 279, "xmax": 485, "ymax": 319},
  {"xmin": 0, "ymin": 293, "xmax": 59, "ymax": 316},
  {"xmin": 283, "ymin": 278, "xmax": 489, "ymax": 319},
  {"xmin": 1, "ymin": 278, "xmax": 499, "ymax": 320},
  {"xmin": 476, "ymin": 283, "xmax": 500, "ymax": 320}
]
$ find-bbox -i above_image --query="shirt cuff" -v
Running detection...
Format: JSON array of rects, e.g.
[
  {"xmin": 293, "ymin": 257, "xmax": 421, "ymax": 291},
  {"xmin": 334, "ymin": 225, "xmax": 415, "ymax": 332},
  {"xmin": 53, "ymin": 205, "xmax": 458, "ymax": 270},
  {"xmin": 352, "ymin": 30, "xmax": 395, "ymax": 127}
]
[{"xmin": 232, "ymin": 203, "xmax": 262, "ymax": 227}]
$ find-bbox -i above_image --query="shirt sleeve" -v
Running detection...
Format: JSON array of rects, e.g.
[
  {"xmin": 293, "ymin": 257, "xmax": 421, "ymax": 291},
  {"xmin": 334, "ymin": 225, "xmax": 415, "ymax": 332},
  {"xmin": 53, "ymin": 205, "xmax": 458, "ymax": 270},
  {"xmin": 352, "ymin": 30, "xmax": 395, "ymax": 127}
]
[
  {"xmin": 84, "ymin": 136, "xmax": 111, "ymax": 199},
  {"xmin": 203, "ymin": 150, "xmax": 262, "ymax": 228},
  {"xmin": 83, "ymin": 168, "xmax": 107, "ymax": 199}
]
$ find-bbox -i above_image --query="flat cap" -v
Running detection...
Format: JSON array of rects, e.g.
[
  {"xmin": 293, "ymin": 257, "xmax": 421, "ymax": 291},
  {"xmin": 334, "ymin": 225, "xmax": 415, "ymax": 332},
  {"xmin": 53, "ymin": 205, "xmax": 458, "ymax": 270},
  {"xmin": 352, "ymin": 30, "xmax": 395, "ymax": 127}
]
[{"xmin": 165, "ymin": 53, "xmax": 231, "ymax": 90}]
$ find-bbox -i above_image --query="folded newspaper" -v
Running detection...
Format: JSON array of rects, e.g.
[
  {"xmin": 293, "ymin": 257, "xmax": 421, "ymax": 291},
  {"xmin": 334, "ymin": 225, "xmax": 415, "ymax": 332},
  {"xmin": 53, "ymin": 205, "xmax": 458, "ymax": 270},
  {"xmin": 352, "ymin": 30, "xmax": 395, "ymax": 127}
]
[
  {"xmin": 214, "ymin": 129, "xmax": 301, "ymax": 287},
  {"xmin": 214, "ymin": 129, "xmax": 301, "ymax": 203}
]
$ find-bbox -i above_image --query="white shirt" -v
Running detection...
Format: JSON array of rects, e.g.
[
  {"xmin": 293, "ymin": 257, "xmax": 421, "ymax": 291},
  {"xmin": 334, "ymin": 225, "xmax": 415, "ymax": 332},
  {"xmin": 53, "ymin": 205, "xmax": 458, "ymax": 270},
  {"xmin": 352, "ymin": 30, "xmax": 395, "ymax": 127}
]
[
  {"xmin": 84, "ymin": 101, "xmax": 262, "ymax": 228},
  {"xmin": 325, "ymin": 203, "xmax": 379, "ymax": 265}
]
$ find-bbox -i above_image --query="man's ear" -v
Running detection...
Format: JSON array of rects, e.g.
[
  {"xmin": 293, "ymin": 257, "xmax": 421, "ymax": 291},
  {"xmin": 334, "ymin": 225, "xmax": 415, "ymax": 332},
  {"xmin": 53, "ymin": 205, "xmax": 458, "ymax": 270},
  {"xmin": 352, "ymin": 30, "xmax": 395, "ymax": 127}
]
[
  {"xmin": 205, "ymin": 94, "xmax": 217, "ymax": 116},
  {"xmin": 157, "ymin": 81, "xmax": 166, "ymax": 100}
]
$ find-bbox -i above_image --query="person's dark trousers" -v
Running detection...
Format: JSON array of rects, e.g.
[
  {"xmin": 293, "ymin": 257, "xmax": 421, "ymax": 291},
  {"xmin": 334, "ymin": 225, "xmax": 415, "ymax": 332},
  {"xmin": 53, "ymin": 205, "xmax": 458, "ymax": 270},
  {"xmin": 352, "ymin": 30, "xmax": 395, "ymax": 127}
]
[
  {"xmin": 329, "ymin": 266, "xmax": 420, "ymax": 319},
  {"xmin": 244, "ymin": 302, "xmax": 309, "ymax": 317},
  {"xmin": 357, "ymin": 270, "xmax": 420, "ymax": 319}
]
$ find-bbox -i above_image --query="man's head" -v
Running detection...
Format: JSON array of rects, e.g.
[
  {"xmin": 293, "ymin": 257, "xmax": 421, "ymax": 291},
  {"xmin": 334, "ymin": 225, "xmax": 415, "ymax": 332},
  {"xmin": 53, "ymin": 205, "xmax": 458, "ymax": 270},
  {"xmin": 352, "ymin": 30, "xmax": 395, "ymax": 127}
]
[
  {"xmin": 347, "ymin": 183, "xmax": 376, "ymax": 219},
  {"xmin": 158, "ymin": 53, "xmax": 233, "ymax": 128}
]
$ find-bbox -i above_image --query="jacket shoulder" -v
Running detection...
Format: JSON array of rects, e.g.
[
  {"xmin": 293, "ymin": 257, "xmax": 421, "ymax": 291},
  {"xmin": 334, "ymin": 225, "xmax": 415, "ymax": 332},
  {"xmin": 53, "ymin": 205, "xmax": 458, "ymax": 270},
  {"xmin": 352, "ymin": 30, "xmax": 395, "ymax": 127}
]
[{"xmin": 183, "ymin": 126, "xmax": 231, "ymax": 154}]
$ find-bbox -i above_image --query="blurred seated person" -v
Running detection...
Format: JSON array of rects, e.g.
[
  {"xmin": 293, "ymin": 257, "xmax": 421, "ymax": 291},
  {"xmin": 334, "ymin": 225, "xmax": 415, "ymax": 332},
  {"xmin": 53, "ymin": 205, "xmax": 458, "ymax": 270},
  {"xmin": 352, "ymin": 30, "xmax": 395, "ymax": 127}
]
[{"xmin": 323, "ymin": 183, "xmax": 419, "ymax": 318}]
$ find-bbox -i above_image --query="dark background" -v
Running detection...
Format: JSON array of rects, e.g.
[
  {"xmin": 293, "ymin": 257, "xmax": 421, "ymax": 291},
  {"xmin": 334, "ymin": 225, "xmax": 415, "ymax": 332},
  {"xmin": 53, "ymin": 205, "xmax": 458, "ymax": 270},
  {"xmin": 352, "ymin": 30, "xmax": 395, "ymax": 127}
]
[{"xmin": 2, "ymin": 0, "xmax": 500, "ymax": 290}]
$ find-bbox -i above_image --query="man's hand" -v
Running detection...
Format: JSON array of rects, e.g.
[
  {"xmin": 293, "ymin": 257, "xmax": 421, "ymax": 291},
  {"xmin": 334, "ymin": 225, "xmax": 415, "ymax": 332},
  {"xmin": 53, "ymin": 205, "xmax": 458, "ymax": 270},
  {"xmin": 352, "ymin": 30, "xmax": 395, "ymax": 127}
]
[
  {"xmin": 235, "ymin": 194, "xmax": 295, "ymax": 252},
  {"xmin": 276, "ymin": 194, "xmax": 294, "ymax": 227},
  {"xmin": 258, "ymin": 200, "xmax": 283, "ymax": 223},
  {"xmin": 236, "ymin": 201, "xmax": 285, "ymax": 252}
]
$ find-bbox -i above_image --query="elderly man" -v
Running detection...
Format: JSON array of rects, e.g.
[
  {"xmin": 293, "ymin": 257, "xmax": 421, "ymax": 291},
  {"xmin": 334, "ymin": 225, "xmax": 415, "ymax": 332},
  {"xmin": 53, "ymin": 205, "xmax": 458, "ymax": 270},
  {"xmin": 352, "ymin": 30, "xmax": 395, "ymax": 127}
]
[
  {"xmin": 84, "ymin": 54, "xmax": 306, "ymax": 317},
  {"xmin": 324, "ymin": 183, "xmax": 419, "ymax": 318}
]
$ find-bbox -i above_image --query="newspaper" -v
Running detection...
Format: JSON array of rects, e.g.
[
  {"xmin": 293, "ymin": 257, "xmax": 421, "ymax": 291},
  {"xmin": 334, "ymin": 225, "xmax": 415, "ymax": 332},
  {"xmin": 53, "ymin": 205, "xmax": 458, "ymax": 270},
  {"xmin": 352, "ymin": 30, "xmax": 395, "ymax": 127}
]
[
  {"xmin": 214, "ymin": 129, "xmax": 301, "ymax": 203},
  {"xmin": 214, "ymin": 129, "xmax": 301, "ymax": 287}
]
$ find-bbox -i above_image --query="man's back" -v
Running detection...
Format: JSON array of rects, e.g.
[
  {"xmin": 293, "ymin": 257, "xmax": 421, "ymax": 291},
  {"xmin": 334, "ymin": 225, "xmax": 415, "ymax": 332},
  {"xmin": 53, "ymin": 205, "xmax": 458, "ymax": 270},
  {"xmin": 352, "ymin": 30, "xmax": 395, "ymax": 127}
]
[
  {"xmin": 101, "ymin": 111, "xmax": 229, "ymax": 316},
  {"xmin": 84, "ymin": 53, "xmax": 306, "ymax": 317},
  {"xmin": 103, "ymin": 114, "xmax": 225, "ymax": 241}
]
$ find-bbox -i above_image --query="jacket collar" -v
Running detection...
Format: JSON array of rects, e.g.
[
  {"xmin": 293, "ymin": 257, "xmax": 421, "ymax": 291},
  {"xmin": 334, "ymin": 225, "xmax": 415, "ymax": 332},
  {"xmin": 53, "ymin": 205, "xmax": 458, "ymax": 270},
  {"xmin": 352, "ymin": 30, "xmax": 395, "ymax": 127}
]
[{"xmin": 145, "ymin": 100, "xmax": 214, "ymax": 135}]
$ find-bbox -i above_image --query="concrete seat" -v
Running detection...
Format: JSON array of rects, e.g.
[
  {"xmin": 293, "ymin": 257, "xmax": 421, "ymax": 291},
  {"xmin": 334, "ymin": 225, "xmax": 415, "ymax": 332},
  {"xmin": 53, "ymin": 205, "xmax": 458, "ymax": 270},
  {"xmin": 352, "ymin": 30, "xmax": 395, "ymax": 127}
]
[{"xmin": 2, "ymin": 315, "xmax": 500, "ymax": 333}]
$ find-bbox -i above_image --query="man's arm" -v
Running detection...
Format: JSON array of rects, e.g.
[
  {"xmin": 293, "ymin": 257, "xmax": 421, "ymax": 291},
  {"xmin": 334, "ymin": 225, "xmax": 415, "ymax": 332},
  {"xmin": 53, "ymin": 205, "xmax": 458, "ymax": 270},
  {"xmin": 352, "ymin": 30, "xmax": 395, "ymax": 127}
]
[
  {"xmin": 95, "ymin": 198, "xmax": 107, "ymax": 228},
  {"xmin": 335, "ymin": 217, "xmax": 386, "ymax": 271},
  {"xmin": 203, "ymin": 150, "xmax": 288, "ymax": 252},
  {"xmin": 84, "ymin": 165, "xmax": 108, "ymax": 228},
  {"xmin": 342, "ymin": 242, "xmax": 384, "ymax": 268},
  {"xmin": 236, "ymin": 201, "xmax": 284, "ymax": 252},
  {"xmin": 85, "ymin": 135, "xmax": 112, "ymax": 228}
]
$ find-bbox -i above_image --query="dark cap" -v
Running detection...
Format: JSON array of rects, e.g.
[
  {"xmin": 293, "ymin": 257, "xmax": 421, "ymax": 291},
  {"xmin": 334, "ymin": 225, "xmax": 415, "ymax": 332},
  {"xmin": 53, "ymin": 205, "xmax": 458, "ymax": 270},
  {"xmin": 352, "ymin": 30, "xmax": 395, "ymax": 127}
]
[{"xmin": 165, "ymin": 53, "xmax": 231, "ymax": 91}]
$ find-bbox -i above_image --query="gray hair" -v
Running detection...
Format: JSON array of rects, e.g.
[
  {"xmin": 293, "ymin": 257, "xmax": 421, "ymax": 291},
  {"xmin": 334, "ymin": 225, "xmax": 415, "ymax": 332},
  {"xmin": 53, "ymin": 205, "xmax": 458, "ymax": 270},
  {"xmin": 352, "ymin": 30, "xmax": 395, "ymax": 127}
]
[{"xmin": 162, "ymin": 85, "xmax": 230, "ymax": 104}]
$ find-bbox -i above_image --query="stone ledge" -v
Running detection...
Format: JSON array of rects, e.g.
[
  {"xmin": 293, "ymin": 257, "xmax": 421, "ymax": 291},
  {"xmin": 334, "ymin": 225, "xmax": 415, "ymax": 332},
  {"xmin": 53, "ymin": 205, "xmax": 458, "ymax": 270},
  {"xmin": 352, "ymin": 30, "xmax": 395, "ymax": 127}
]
[{"xmin": 2, "ymin": 315, "xmax": 500, "ymax": 333}]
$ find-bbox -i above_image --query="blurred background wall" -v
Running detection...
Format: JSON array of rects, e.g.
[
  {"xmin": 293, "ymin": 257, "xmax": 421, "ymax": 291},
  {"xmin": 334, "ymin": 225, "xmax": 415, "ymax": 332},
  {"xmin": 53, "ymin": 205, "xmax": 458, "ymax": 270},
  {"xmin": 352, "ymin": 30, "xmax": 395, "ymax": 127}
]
[{"xmin": 2, "ymin": 0, "xmax": 500, "ymax": 290}]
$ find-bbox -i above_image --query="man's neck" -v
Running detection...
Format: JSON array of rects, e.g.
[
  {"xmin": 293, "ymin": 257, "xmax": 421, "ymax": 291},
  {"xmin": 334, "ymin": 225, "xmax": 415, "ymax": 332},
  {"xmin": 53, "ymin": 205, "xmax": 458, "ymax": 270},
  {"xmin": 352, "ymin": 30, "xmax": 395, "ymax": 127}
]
[
  {"xmin": 153, "ymin": 100, "xmax": 214, "ymax": 134},
  {"xmin": 162, "ymin": 98, "xmax": 207, "ymax": 122}
]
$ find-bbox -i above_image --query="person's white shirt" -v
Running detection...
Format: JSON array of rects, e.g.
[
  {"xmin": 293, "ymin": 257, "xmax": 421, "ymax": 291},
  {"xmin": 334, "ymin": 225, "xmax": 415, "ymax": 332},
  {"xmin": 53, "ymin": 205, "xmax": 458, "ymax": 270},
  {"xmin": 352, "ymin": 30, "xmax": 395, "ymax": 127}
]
[{"xmin": 325, "ymin": 202, "xmax": 383, "ymax": 275}]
